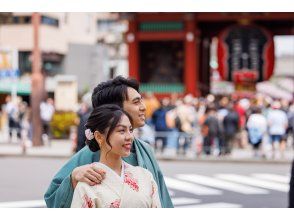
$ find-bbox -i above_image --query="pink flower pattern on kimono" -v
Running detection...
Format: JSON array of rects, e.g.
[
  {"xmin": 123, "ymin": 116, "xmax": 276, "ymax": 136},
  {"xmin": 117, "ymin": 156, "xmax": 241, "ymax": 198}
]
[
  {"xmin": 109, "ymin": 199, "xmax": 121, "ymax": 208},
  {"xmin": 151, "ymin": 181, "xmax": 155, "ymax": 197},
  {"xmin": 82, "ymin": 194, "xmax": 94, "ymax": 208},
  {"xmin": 124, "ymin": 164, "xmax": 139, "ymax": 192},
  {"xmin": 150, "ymin": 181, "xmax": 158, "ymax": 208}
]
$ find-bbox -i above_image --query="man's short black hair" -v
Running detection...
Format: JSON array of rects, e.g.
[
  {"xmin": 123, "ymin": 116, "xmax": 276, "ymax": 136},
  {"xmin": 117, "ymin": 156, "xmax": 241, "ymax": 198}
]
[{"xmin": 91, "ymin": 76, "xmax": 139, "ymax": 108}]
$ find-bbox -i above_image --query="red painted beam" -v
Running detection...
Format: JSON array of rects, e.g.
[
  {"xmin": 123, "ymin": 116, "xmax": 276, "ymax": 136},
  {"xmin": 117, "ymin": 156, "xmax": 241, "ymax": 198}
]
[
  {"xmin": 196, "ymin": 12, "xmax": 294, "ymax": 21},
  {"xmin": 134, "ymin": 12, "xmax": 294, "ymax": 22}
]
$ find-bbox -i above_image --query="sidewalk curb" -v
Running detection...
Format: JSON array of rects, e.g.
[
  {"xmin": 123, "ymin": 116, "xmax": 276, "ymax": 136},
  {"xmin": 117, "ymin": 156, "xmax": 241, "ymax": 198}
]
[
  {"xmin": 0, "ymin": 153, "xmax": 292, "ymax": 164},
  {"xmin": 0, "ymin": 153, "xmax": 72, "ymax": 159},
  {"xmin": 157, "ymin": 157, "xmax": 293, "ymax": 164}
]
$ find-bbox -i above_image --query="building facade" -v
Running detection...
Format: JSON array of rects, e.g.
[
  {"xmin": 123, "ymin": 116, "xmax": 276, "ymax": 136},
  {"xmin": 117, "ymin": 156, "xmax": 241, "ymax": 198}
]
[
  {"xmin": 123, "ymin": 12, "xmax": 294, "ymax": 97},
  {"xmin": 0, "ymin": 12, "xmax": 128, "ymax": 98}
]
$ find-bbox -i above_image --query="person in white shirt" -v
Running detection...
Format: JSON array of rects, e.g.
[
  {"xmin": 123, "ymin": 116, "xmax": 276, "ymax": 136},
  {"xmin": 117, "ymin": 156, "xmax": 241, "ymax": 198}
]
[
  {"xmin": 4, "ymin": 95, "xmax": 21, "ymax": 142},
  {"xmin": 267, "ymin": 101, "xmax": 288, "ymax": 159},
  {"xmin": 40, "ymin": 98, "xmax": 55, "ymax": 145},
  {"xmin": 247, "ymin": 106, "xmax": 267, "ymax": 158}
]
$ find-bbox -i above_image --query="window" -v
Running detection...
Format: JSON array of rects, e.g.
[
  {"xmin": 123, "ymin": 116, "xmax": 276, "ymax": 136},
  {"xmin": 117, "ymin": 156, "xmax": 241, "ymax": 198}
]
[
  {"xmin": 97, "ymin": 19, "xmax": 127, "ymax": 33},
  {"xmin": 19, "ymin": 52, "xmax": 32, "ymax": 74},
  {"xmin": 43, "ymin": 61, "xmax": 63, "ymax": 76},
  {"xmin": 41, "ymin": 16, "xmax": 59, "ymax": 27},
  {"xmin": 97, "ymin": 20, "xmax": 116, "ymax": 31},
  {"xmin": 42, "ymin": 53, "xmax": 64, "ymax": 76},
  {"xmin": 12, "ymin": 16, "xmax": 32, "ymax": 24}
]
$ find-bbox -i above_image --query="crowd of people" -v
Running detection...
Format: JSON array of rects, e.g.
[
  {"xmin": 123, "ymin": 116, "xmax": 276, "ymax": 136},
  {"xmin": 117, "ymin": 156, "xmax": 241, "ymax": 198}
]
[
  {"xmin": 139, "ymin": 92, "xmax": 294, "ymax": 159},
  {"xmin": 0, "ymin": 95, "xmax": 55, "ymax": 147},
  {"xmin": 1, "ymin": 91, "xmax": 293, "ymax": 160}
]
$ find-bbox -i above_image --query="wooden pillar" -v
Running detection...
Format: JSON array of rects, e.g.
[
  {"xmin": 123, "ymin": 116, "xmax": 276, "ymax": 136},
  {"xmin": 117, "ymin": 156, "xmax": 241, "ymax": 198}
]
[
  {"xmin": 127, "ymin": 15, "xmax": 139, "ymax": 81},
  {"xmin": 199, "ymin": 37, "xmax": 211, "ymax": 96},
  {"xmin": 184, "ymin": 16, "xmax": 200, "ymax": 96},
  {"xmin": 31, "ymin": 13, "xmax": 44, "ymax": 146}
]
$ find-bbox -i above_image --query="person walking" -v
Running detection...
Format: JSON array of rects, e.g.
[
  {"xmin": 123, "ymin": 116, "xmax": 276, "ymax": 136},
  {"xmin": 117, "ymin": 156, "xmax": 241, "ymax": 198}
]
[
  {"xmin": 4, "ymin": 95, "xmax": 21, "ymax": 143},
  {"xmin": 246, "ymin": 106, "xmax": 267, "ymax": 158},
  {"xmin": 267, "ymin": 101, "xmax": 288, "ymax": 159},
  {"xmin": 40, "ymin": 98, "xmax": 55, "ymax": 146},
  {"xmin": 223, "ymin": 104, "xmax": 239, "ymax": 155},
  {"xmin": 202, "ymin": 106, "xmax": 221, "ymax": 155},
  {"xmin": 151, "ymin": 98, "xmax": 171, "ymax": 153}
]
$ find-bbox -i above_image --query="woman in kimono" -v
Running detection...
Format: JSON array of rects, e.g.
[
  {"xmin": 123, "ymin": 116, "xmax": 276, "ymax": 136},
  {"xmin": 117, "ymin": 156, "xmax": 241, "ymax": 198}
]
[
  {"xmin": 45, "ymin": 76, "xmax": 173, "ymax": 208},
  {"xmin": 71, "ymin": 104, "xmax": 161, "ymax": 208}
]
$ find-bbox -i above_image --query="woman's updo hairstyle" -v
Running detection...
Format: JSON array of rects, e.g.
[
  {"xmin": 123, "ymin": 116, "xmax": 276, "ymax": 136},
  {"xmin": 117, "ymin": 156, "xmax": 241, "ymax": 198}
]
[{"xmin": 85, "ymin": 104, "xmax": 133, "ymax": 152}]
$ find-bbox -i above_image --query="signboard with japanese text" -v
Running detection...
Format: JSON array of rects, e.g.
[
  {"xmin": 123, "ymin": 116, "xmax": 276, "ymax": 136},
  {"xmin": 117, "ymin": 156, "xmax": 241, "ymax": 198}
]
[
  {"xmin": 54, "ymin": 75, "xmax": 78, "ymax": 112},
  {"xmin": 0, "ymin": 48, "xmax": 19, "ymax": 79}
]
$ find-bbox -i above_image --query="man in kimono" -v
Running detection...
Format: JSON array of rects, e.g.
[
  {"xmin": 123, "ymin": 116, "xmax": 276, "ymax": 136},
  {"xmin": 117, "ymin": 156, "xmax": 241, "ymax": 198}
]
[{"xmin": 44, "ymin": 76, "xmax": 174, "ymax": 208}]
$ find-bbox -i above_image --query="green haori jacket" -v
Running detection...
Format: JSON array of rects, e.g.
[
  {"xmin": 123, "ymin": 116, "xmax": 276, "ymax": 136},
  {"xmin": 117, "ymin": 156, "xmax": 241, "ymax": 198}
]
[{"xmin": 44, "ymin": 138, "xmax": 174, "ymax": 208}]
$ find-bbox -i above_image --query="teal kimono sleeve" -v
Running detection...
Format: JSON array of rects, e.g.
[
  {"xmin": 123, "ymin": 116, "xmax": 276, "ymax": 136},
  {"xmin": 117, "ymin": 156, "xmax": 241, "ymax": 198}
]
[
  {"xmin": 156, "ymin": 166, "xmax": 174, "ymax": 208},
  {"xmin": 133, "ymin": 139, "xmax": 174, "ymax": 208},
  {"xmin": 44, "ymin": 146, "xmax": 97, "ymax": 208},
  {"xmin": 44, "ymin": 173, "xmax": 74, "ymax": 208},
  {"xmin": 148, "ymin": 152, "xmax": 174, "ymax": 208}
]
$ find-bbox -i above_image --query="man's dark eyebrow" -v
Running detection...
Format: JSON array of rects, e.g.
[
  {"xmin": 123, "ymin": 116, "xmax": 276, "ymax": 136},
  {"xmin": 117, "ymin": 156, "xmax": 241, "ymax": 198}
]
[{"xmin": 132, "ymin": 96, "xmax": 142, "ymax": 102}]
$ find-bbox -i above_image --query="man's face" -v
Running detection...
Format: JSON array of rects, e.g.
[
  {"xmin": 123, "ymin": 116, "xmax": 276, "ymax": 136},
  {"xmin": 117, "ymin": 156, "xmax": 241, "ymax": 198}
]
[{"xmin": 123, "ymin": 87, "xmax": 146, "ymax": 128}]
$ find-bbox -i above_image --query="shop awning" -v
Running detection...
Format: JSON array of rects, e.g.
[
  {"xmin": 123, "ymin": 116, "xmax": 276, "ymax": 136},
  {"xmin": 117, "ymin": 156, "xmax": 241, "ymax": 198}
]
[
  {"xmin": 0, "ymin": 80, "xmax": 31, "ymax": 95},
  {"xmin": 256, "ymin": 79, "xmax": 293, "ymax": 101}
]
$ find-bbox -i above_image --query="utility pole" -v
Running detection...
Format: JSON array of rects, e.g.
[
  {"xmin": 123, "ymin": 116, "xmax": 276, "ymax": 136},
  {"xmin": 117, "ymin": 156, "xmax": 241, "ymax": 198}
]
[{"xmin": 31, "ymin": 13, "xmax": 44, "ymax": 146}]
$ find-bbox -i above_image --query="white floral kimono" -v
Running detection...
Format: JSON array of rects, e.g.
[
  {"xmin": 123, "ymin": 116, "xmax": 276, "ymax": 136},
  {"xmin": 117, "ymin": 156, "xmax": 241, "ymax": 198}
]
[{"xmin": 71, "ymin": 161, "xmax": 161, "ymax": 208}]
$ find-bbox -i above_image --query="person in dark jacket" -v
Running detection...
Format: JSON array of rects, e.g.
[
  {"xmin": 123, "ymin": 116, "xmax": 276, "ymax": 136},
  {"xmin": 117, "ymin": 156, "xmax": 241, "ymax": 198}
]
[
  {"xmin": 203, "ymin": 106, "xmax": 221, "ymax": 155},
  {"xmin": 75, "ymin": 102, "xmax": 92, "ymax": 153},
  {"xmin": 223, "ymin": 103, "xmax": 239, "ymax": 154},
  {"xmin": 152, "ymin": 98, "xmax": 171, "ymax": 152}
]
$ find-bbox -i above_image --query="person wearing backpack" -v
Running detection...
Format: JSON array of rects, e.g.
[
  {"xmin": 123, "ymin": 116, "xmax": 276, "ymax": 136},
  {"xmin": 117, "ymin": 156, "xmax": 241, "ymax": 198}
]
[{"xmin": 246, "ymin": 106, "xmax": 267, "ymax": 158}]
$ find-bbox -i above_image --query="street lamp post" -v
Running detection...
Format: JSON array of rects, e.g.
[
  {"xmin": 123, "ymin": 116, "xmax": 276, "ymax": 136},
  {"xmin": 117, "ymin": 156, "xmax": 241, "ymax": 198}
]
[{"xmin": 31, "ymin": 13, "xmax": 44, "ymax": 146}]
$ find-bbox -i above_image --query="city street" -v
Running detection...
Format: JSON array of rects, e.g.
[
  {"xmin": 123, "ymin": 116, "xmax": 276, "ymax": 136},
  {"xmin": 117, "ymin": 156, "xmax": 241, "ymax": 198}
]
[
  {"xmin": 0, "ymin": 157, "xmax": 291, "ymax": 208},
  {"xmin": 0, "ymin": 10, "xmax": 293, "ymax": 214}
]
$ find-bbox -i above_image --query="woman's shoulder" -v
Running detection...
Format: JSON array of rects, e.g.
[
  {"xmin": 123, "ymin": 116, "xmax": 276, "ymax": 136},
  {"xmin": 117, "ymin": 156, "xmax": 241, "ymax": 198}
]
[
  {"xmin": 74, "ymin": 181, "xmax": 99, "ymax": 200},
  {"xmin": 75, "ymin": 181, "xmax": 95, "ymax": 192}
]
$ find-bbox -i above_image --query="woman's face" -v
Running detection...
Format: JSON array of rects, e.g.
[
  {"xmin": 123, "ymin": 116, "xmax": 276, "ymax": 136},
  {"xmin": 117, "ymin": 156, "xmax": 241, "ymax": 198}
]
[{"xmin": 102, "ymin": 114, "xmax": 134, "ymax": 158}]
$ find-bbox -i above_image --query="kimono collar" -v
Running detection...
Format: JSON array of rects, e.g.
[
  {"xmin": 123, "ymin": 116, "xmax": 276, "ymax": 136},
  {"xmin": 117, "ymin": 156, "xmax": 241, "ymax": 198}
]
[{"xmin": 95, "ymin": 161, "xmax": 125, "ymax": 182}]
